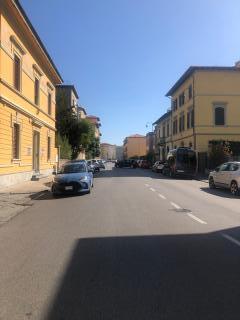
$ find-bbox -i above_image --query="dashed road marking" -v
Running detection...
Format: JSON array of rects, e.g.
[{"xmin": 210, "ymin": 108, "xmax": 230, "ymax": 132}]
[
  {"xmin": 150, "ymin": 188, "xmax": 156, "ymax": 192},
  {"xmin": 187, "ymin": 213, "xmax": 207, "ymax": 224},
  {"xmin": 222, "ymin": 233, "xmax": 240, "ymax": 247},
  {"xmin": 170, "ymin": 202, "xmax": 181, "ymax": 210},
  {"xmin": 158, "ymin": 194, "xmax": 166, "ymax": 200}
]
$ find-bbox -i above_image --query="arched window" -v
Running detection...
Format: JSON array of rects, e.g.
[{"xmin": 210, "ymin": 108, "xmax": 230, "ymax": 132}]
[{"xmin": 214, "ymin": 106, "xmax": 225, "ymax": 125}]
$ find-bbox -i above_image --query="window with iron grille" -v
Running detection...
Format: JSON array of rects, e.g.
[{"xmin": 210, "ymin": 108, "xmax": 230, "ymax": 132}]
[
  {"xmin": 48, "ymin": 92, "xmax": 52, "ymax": 115},
  {"xmin": 13, "ymin": 123, "xmax": 20, "ymax": 159},
  {"xmin": 34, "ymin": 78, "xmax": 40, "ymax": 105},
  {"xmin": 188, "ymin": 85, "xmax": 192, "ymax": 100},
  {"xmin": 14, "ymin": 55, "xmax": 21, "ymax": 91},
  {"xmin": 167, "ymin": 122, "xmax": 170, "ymax": 137},
  {"xmin": 187, "ymin": 109, "xmax": 194, "ymax": 129},
  {"xmin": 47, "ymin": 136, "xmax": 51, "ymax": 161},
  {"xmin": 214, "ymin": 106, "xmax": 225, "ymax": 125},
  {"xmin": 179, "ymin": 92, "xmax": 185, "ymax": 107}
]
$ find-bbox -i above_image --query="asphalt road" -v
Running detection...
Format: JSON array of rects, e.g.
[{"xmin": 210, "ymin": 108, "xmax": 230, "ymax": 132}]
[{"xmin": 1, "ymin": 164, "xmax": 240, "ymax": 319}]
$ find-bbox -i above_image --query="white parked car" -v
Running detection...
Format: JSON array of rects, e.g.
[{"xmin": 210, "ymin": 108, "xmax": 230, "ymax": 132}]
[{"xmin": 208, "ymin": 162, "xmax": 240, "ymax": 195}]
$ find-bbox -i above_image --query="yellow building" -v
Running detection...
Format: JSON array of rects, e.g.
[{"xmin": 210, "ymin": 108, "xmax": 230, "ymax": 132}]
[
  {"xmin": 153, "ymin": 111, "xmax": 172, "ymax": 161},
  {"xmin": 123, "ymin": 134, "xmax": 147, "ymax": 159},
  {"xmin": 166, "ymin": 65, "xmax": 240, "ymax": 170},
  {"xmin": 0, "ymin": 0, "xmax": 62, "ymax": 187}
]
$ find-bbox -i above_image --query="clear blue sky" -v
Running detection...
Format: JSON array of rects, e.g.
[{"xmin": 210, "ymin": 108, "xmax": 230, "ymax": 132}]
[{"xmin": 21, "ymin": 0, "xmax": 240, "ymax": 145}]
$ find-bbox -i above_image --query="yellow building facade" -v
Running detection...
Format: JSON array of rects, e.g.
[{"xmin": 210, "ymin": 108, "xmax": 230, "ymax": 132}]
[
  {"xmin": 166, "ymin": 66, "xmax": 240, "ymax": 170},
  {"xmin": 0, "ymin": 0, "xmax": 62, "ymax": 187},
  {"xmin": 123, "ymin": 134, "xmax": 147, "ymax": 159}
]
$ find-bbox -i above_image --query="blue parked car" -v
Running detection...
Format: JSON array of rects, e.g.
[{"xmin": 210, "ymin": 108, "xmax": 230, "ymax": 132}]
[{"xmin": 51, "ymin": 161, "xmax": 93, "ymax": 196}]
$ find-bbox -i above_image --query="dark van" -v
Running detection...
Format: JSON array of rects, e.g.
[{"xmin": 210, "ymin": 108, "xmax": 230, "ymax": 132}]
[{"xmin": 162, "ymin": 147, "xmax": 197, "ymax": 178}]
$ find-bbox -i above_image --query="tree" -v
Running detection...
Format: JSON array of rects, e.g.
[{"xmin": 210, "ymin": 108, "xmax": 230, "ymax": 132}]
[
  {"xmin": 56, "ymin": 91, "xmax": 77, "ymax": 138},
  {"xmin": 56, "ymin": 91, "xmax": 98, "ymax": 159},
  {"xmin": 56, "ymin": 134, "xmax": 72, "ymax": 160},
  {"xmin": 68, "ymin": 119, "xmax": 94, "ymax": 159},
  {"xmin": 209, "ymin": 141, "xmax": 232, "ymax": 168}
]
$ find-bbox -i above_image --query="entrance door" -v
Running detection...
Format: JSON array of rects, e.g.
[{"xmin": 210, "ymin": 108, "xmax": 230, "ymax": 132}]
[{"xmin": 33, "ymin": 131, "xmax": 40, "ymax": 172}]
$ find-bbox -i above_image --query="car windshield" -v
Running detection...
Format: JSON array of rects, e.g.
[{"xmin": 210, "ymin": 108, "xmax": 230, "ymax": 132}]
[{"xmin": 59, "ymin": 163, "xmax": 86, "ymax": 174}]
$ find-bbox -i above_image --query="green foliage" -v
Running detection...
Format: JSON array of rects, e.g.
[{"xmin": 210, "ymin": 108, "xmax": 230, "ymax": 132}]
[
  {"xmin": 86, "ymin": 135, "xmax": 100, "ymax": 159},
  {"xmin": 56, "ymin": 134, "xmax": 72, "ymax": 160},
  {"xmin": 146, "ymin": 151, "xmax": 155, "ymax": 164},
  {"xmin": 209, "ymin": 141, "xmax": 232, "ymax": 168},
  {"xmin": 56, "ymin": 91, "xmax": 100, "ymax": 159}
]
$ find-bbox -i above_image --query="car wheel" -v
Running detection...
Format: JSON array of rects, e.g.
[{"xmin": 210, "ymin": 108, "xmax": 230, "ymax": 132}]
[
  {"xmin": 209, "ymin": 177, "xmax": 216, "ymax": 189},
  {"xmin": 230, "ymin": 181, "xmax": 239, "ymax": 196}
]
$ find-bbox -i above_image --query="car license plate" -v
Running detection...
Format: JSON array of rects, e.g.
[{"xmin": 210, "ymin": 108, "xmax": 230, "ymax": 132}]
[{"xmin": 65, "ymin": 186, "xmax": 73, "ymax": 190}]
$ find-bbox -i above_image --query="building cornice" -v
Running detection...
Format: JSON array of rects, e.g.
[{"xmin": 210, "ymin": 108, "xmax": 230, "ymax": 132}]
[
  {"xmin": 11, "ymin": 0, "xmax": 63, "ymax": 83},
  {"xmin": 0, "ymin": 95, "xmax": 56, "ymax": 131},
  {"xmin": 0, "ymin": 78, "xmax": 56, "ymax": 122}
]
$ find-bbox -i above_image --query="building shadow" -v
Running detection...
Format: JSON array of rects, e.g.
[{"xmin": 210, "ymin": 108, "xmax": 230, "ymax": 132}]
[
  {"xmin": 200, "ymin": 187, "xmax": 240, "ymax": 199},
  {"xmin": 44, "ymin": 227, "xmax": 240, "ymax": 320},
  {"xmin": 94, "ymin": 167, "xmax": 192, "ymax": 181}
]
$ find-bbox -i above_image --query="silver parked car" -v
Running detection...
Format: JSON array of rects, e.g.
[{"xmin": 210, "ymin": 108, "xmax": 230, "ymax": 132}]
[
  {"xmin": 208, "ymin": 162, "xmax": 240, "ymax": 195},
  {"xmin": 52, "ymin": 162, "xmax": 93, "ymax": 196}
]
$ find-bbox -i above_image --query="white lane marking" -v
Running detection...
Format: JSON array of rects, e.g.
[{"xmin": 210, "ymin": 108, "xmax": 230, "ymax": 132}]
[
  {"xmin": 158, "ymin": 193, "xmax": 166, "ymax": 200},
  {"xmin": 187, "ymin": 213, "xmax": 207, "ymax": 224},
  {"xmin": 150, "ymin": 188, "xmax": 156, "ymax": 192},
  {"xmin": 222, "ymin": 233, "xmax": 240, "ymax": 247},
  {"xmin": 145, "ymin": 184, "xmax": 150, "ymax": 187},
  {"xmin": 170, "ymin": 202, "xmax": 181, "ymax": 210}
]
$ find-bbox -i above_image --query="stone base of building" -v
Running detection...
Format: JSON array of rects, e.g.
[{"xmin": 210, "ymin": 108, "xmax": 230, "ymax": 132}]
[{"xmin": 0, "ymin": 168, "xmax": 53, "ymax": 189}]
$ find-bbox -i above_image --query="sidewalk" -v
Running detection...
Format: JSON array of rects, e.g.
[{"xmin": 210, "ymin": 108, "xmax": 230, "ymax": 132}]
[{"xmin": 0, "ymin": 176, "xmax": 52, "ymax": 225}]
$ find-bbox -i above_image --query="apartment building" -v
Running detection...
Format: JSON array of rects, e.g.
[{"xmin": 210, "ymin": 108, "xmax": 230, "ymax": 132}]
[
  {"xmin": 153, "ymin": 111, "xmax": 172, "ymax": 161},
  {"xmin": 123, "ymin": 134, "xmax": 147, "ymax": 159},
  {"xmin": 0, "ymin": 0, "xmax": 62, "ymax": 187},
  {"xmin": 146, "ymin": 132, "xmax": 155, "ymax": 154},
  {"xmin": 100, "ymin": 143, "xmax": 116, "ymax": 160},
  {"xmin": 166, "ymin": 65, "xmax": 240, "ymax": 170}
]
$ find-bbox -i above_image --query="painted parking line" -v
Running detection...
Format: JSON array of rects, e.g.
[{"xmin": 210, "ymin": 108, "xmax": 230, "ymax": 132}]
[
  {"xmin": 158, "ymin": 193, "xmax": 166, "ymax": 200},
  {"xmin": 170, "ymin": 202, "xmax": 181, "ymax": 210},
  {"xmin": 187, "ymin": 213, "xmax": 207, "ymax": 224},
  {"xmin": 221, "ymin": 233, "xmax": 240, "ymax": 247},
  {"xmin": 150, "ymin": 188, "xmax": 156, "ymax": 192}
]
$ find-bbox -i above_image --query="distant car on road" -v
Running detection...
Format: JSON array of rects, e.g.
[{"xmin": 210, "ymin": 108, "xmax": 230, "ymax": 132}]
[
  {"xmin": 115, "ymin": 159, "xmax": 137, "ymax": 168},
  {"xmin": 52, "ymin": 162, "xmax": 93, "ymax": 196},
  {"xmin": 152, "ymin": 161, "xmax": 165, "ymax": 173},
  {"xmin": 139, "ymin": 160, "xmax": 151, "ymax": 169},
  {"xmin": 97, "ymin": 160, "xmax": 106, "ymax": 169},
  {"xmin": 209, "ymin": 162, "xmax": 240, "ymax": 196},
  {"xmin": 87, "ymin": 160, "xmax": 100, "ymax": 173}
]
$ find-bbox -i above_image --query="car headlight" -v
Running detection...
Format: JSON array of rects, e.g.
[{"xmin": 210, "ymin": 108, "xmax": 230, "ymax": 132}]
[{"xmin": 79, "ymin": 176, "xmax": 88, "ymax": 181}]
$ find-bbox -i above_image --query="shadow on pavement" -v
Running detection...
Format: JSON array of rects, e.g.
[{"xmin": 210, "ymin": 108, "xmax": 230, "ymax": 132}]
[
  {"xmin": 94, "ymin": 167, "xmax": 192, "ymax": 181},
  {"xmin": 200, "ymin": 187, "xmax": 240, "ymax": 199},
  {"xmin": 45, "ymin": 227, "xmax": 240, "ymax": 320}
]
